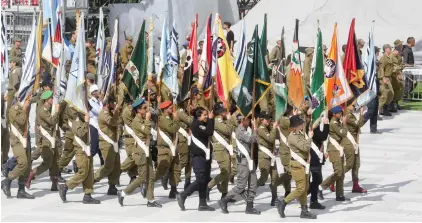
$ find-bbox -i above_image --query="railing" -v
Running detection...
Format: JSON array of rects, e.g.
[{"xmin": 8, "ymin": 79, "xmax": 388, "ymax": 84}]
[{"xmin": 1, "ymin": 0, "xmax": 39, "ymax": 7}]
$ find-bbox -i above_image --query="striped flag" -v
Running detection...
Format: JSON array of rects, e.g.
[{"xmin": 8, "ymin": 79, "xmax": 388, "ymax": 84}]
[
  {"xmin": 159, "ymin": 13, "xmax": 169, "ymax": 82},
  {"xmin": 198, "ymin": 13, "xmax": 212, "ymax": 89},
  {"xmin": 96, "ymin": 7, "xmax": 105, "ymax": 85},
  {"xmin": 1, "ymin": 13, "xmax": 8, "ymax": 94},
  {"xmin": 103, "ymin": 17, "xmax": 119, "ymax": 101},
  {"xmin": 42, "ymin": 19, "xmax": 53, "ymax": 64},
  {"xmin": 232, "ymin": 19, "xmax": 247, "ymax": 103},
  {"xmin": 164, "ymin": 20, "xmax": 179, "ymax": 103},
  {"xmin": 17, "ymin": 13, "xmax": 37, "ymax": 105}
]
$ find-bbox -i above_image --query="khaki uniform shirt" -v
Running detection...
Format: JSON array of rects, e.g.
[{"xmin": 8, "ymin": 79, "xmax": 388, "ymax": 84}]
[
  {"xmin": 98, "ymin": 109, "xmax": 120, "ymax": 142},
  {"xmin": 327, "ymin": 118, "xmax": 347, "ymax": 152},
  {"xmin": 72, "ymin": 118, "xmax": 89, "ymax": 149},
  {"xmin": 132, "ymin": 115, "xmax": 151, "ymax": 142},
  {"xmin": 9, "ymin": 46, "xmax": 22, "ymax": 60},
  {"xmin": 177, "ymin": 109, "xmax": 192, "ymax": 144},
  {"xmin": 212, "ymin": 116, "xmax": 235, "ymax": 150},
  {"xmin": 379, "ymin": 54, "xmax": 394, "ymax": 79},
  {"xmin": 8, "ymin": 67, "xmax": 21, "ymax": 91},
  {"xmin": 257, "ymin": 124, "xmax": 277, "ymax": 159},
  {"xmin": 8, "ymin": 104, "xmax": 26, "ymax": 140},
  {"xmin": 157, "ymin": 114, "xmax": 180, "ymax": 148},
  {"xmin": 287, "ymin": 131, "xmax": 312, "ymax": 160}
]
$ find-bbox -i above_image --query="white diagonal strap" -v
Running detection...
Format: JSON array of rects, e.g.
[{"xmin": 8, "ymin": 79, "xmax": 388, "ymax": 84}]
[
  {"xmin": 150, "ymin": 128, "xmax": 157, "ymax": 141},
  {"xmin": 346, "ymin": 132, "xmax": 359, "ymax": 155},
  {"xmin": 290, "ymin": 149, "xmax": 310, "ymax": 174},
  {"xmin": 190, "ymin": 134, "xmax": 210, "ymax": 160},
  {"xmin": 10, "ymin": 124, "xmax": 27, "ymax": 148},
  {"xmin": 213, "ymin": 131, "xmax": 233, "ymax": 156},
  {"xmin": 178, "ymin": 127, "xmax": 191, "ymax": 145},
  {"xmin": 233, "ymin": 134, "xmax": 253, "ymax": 171},
  {"xmin": 328, "ymin": 136, "xmax": 344, "ymax": 157},
  {"xmin": 304, "ymin": 132, "xmax": 323, "ymax": 163},
  {"xmin": 74, "ymin": 136, "xmax": 91, "ymax": 156},
  {"xmin": 258, "ymin": 145, "xmax": 275, "ymax": 166},
  {"xmin": 159, "ymin": 130, "xmax": 176, "ymax": 156},
  {"xmin": 40, "ymin": 126, "xmax": 55, "ymax": 147},
  {"xmin": 68, "ymin": 120, "xmax": 73, "ymax": 129},
  {"xmin": 1, "ymin": 118, "xmax": 6, "ymax": 128},
  {"xmin": 91, "ymin": 122, "xmax": 118, "ymax": 152},
  {"xmin": 275, "ymin": 157, "xmax": 284, "ymax": 174},
  {"xmin": 124, "ymin": 124, "xmax": 149, "ymax": 157}
]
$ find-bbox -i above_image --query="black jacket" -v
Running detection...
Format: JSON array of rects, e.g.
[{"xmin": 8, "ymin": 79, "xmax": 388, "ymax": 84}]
[
  {"xmin": 189, "ymin": 118, "xmax": 214, "ymax": 157},
  {"xmin": 307, "ymin": 123, "xmax": 329, "ymax": 167},
  {"xmin": 402, "ymin": 45, "xmax": 414, "ymax": 65}
]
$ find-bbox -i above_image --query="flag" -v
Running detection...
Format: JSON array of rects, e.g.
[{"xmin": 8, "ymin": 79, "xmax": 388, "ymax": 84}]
[
  {"xmin": 52, "ymin": 8, "xmax": 66, "ymax": 114},
  {"xmin": 232, "ymin": 19, "xmax": 247, "ymax": 103},
  {"xmin": 215, "ymin": 17, "xmax": 241, "ymax": 107},
  {"xmin": 310, "ymin": 27, "xmax": 325, "ymax": 123},
  {"xmin": 63, "ymin": 37, "xmax": 74, "ymax": 60},
  {"xmin": 359, "ymin": 21, "xmax": 377, "ymax": 108},
  {"xmin": 237, "ymin": 25, "xmax": 269, "ymax": 117},
  {"xmin": 198, "ymin": 13, "xmax": 212, "ymax": 89},
  {"xmin": 147, "ymin": 17, "xmax": 155, "ymax": 79},
  {"xmin": 159, "ymin": 14, "xmax": 169, "ymax": 81},
  {"xmin": 103, "ymin": 17, "xmax": 119, "ymax": 101},
  {"xmin": 122, "ymin": 20, "xmax": 147, "ymax": 99},
  {"xmin": 325, "ymin": 23, "xmax": 353, "ymax": 110},
  {"xmin": 64, "ymin": 12, "xmax": 87, "ymax": 113},
  {"xmin": 164, "ymin": 20, "xmax": 179, "ymax": 103},
  {"xmin": 344, "ymin": 18, "xmax": 365, "ymax": 90},
  {"xmin": 288, "ymin": 19, "xmax": 304, "ymax": 108},
  {"xmin": 34, "ymin": 11, "xmax": 43, "ymax": 92},
  {"xmin": 260, "ymin": 14, "xmax": 267, "ymax": 62},
  {"xmin": 273, "ymin": 26, "xmax": 288, "ymax": 120},
  {"xmin": 1, "ymin": 13, "xmax": 9, "ymax": 94},
  {"xmin": 42, "ymin": 19, "xmax": 53, "ymax": 64},
  {"xmin": 17, "ymin": 13, "xmax": 37, "ymax": 105},
  {"xmin": 51, "ymin": 10, "xmax": 62, "ymax": 67},
  {"xmin": 178, "ymin": 14, "xmax": 198, "ymax": 102},
  {"xmin": 96, "ymin": 7, "xmax": 105, "ymax": 84}
]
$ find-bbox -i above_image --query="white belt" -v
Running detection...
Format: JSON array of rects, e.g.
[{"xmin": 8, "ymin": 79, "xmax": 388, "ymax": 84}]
[
  {"xmin": 190, "ymin": 134, "xmax": 210, "ymax": 160},
  {"xmin": 40, "ymin": 126, "xmax": 55, "ymax": 147},
  {"xmin": 159, "ymin": 130, "xmax": 176, "ymax": 156},
  {"xmin": 124, "ymin": 124, "xmax": 149, "ymax": 157},
  {"xmin": 10, "ymin": 124, "xmax": 27, "ymax": 148},
  {"xmin": 91, "ymin": 122, "xmax": 118, "ymax": 152},
  {"xmin": 74, "ymin": 135, "xmax": 91, "ymax": 156},
  {"xmin": 258, "ymin": 145, "xmax": 275, "ymax": 166},
  {"xmin": 328, "ymin": 136, "xmax": 344, "ymax": 157},
  {"xmin": 304, "ymin": 132, "xmax": 324, "ymax": 163},
  {"xmin": 178, "ymin": 127, "xmax": 191, "ymax": 145},
  {"xmin": 213, "ymin": 131, "xmax": 233, "ymax": 156},
  {"xmin": 346, "ymin": 132, "xmax": 359, "ymax": 154},
  {"xmin": 151, "ymin": 128, "xmax": 157, "ymax": 141},
  {"xmin": 233, "ymin": 133, "xmax": 254, "ymax": 171}
]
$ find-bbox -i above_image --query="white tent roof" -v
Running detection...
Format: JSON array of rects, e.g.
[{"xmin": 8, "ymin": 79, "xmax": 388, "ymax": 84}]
[{"xmin": 231, "ymin": 0, "xmax": 422, "ymax": 50}]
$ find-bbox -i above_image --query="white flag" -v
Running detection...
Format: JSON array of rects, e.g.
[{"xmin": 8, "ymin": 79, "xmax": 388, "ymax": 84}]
[
  {"xmin": 65, "ymin": 12, "xmax": 87, "ymax": 113},
  {"xmin": 1, "ymin": 13, "xmax": 9, "ymax": 94},
  {"xmin": 96, "ymin": 7, "xmax": 105, "ymax": 88},
  {"xmin": 363, "ymin": 21, "xmax": 377, "ymax": 95},
  {"xmin": 103, "ymin": 17, "xmax": 119, "ymax": 101},
  {"xmin": 165, "ymin": 20, "xmax": 179, "ymax": 103},
  {"xmin": 232, "ymin": 19, "xmax": 247, "ymax": 102}
]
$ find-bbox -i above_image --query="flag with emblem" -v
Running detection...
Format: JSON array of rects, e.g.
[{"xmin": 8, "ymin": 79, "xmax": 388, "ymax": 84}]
[
  {"xmin": 325, "ymin": 23, "xmax": 353, "ymax": 110},
  {"xmin": 96, "ymin": 7, "xmax": 105, "ymax": 85},
  {"xmin": 103, "ymin": 17, "xmax": 119, "ymax": 100},
  {"xmin": 310, "ymin": 26, "xmax": 325, "ymax": 123},
  {"xmin": 232, "ymin": 19, "xmax": 247, "ymax": 103},
  {"xmin": 260, "ymin": 14, "xmax": 267, "ymax": 62},
  {"xmin": 1, "ymin": 12, "xmax": 9, "ymax": 93},
  {"xmin": 64, "ymin": 12, "xmax": 87, "ymax": 113},
  {"xmin": 122, "ymin": 20, "xmax": 147, "ymax": 99},
  {"xmin": 273, "ymin": 26, "xmax": 288, "ymax": 120},
  {"xmin": 199, "ymin": 13, "xmax": 212, "ymax": 90},
  {"xmin": 42, "ymin": 18, "xmax": 53, "ymax": 64},
  {"xmin": 159, "ymin": 14, "xmax": 169, "ymax": 82},
  {"xmin": 51, "ymin": 8, "xmax": 62, "ymax": 68},
  {"xmin": 178, "ymin": 14, "xmax": 198, "ymax": 102},
  {"xmin": 164, "ymin": 20, "xmax": 179, "ymax": 103},
  {"xmin": 344, "ymin": 18, "xmax": 365, "ymax": 92},
  {"xmin": 215, "ymin": 16, "xmax": 241, "ymax": 107},
  {"xmin": 288, "ymin": 19, "xmax": 304, "ymax": 108},
  {"xmin": 237, "ymin": 25, "xmax": 269, "ymax": 117},
  {"xmin": 361, "ymin": 21, "xmax": 377, "ymax": 107}
]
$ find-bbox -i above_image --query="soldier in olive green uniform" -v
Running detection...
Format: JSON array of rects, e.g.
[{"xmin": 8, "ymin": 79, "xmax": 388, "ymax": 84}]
[
  {"xmin": 343, "ymin": 102, "xmax": 367, "ymax": 193},
  {"xmin": 207, "ymin": 102, "xmax": 236, "ymax": 201},
  {"xmin": 117, "ymin": 99, "xmax": 162, "ymax": 207},
  {"xmin": 26, "ymin": 91, "xmax": 60, "ymax": 191},
  {"xmin": 276, "ymin": 106, "xmax": 294, "ymax": 197},
  {"xmin": 319, "ymin": 106, "xmax": 349, "ymax": 201},
  {"xmin": 120, "ymin": 103, "xmax": 140, "ymax": 181},
  {"xmin": 177, "ymin": 99, "xmax": 193, "ymax": 189},
  {"xmin": 93, "ymin": 98, "xmax": 121, "ymax": 195},
  {"xmin": 9, "ymin": 38, "xmax": 22, "ymax": 63},
  {"xmin": 58, "ymin": 110, "xmax": 100, "ymax": 204},
  {"xmin": 378, "ymin": 44, "xmax": 395, "ymax": 116},
  {"xmin": 7, "ymin": 57, "xmax": 21, "ymax": 109},
  {"xmin": 303, "ymin": 48, "xmax": 314, "ymax": 92},
  {"xmin": 1, "ymin": 95, "xmax": 34, "ymax": 199},
  {"xmin": 1, "ymin": 97, "xmax": 10, "ymax": 166},
  {"xmin": 276, "ymin": 115, "xmax": 316, "ymax": 219},
  {"xmin": 156, "ymin": 100, "xmax": 181, "ymax": 198},
  {"xmin": 256, "ymin": 113, "xmax": 279, "ymax": 206},
  {"xmin": 391, "ymin": 40, "xmax": 405, "ymax": 110},
  {"xmin": 86, "ymin": 38, "xmax": 97, "ymax": 75},
  {"xmin": 121, "ymin": 36, "xmax": 134, "ymax": 69},
  {"xmin": 57, "ymin": 104, "xmax": 78, "ymax": 178}
]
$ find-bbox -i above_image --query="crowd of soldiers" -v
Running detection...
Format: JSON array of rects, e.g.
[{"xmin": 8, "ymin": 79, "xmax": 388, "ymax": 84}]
[{"xmin": 0, "ymin": 28, "xmax": 416, "ymax": 220}]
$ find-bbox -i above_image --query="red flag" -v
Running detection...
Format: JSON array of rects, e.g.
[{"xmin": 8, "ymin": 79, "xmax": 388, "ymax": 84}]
[
  {"xmin": 343, "ymin": 18, "xmax": 365, "ymax": 89},
  {"xmin": 52, "ymin": 14, "xmax": 62, "ymax": 67},
  {"xmin": 201, "ymin": 13, "xmax": 213, "ymax": 98}
]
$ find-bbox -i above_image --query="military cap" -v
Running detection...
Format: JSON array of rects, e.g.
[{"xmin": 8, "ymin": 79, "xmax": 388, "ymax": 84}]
[
  {"xmin": 159, "ymin": 100, "xmax": 172, "ymax": 110},
  {"xmin": 41, "ymin": 90, "xmax": 53, "ymax": 100},
  {"xmin": 305, "ymin": 48, "xmax": 314, "ymax": 56},
  {"xmin": 142, "ymin": 88, "xmax": 155, "ymax": 98},
  {"xmin": 126, "ymin": 35, "xmax": 133, "ymax": 40},
  {"xmin": 394, "ymin": 39, "xmax": 403, "ymax": 47},
  {"xmin": 259, "ymin": 112, "xmax": 271, "ymax": 120},
  {"xmin": 132, "ymin": 98, "xmax": 145, "ymax": 110},
  {"xmin": 87, "ymin": 73, "xmax": 95, "ymax": 80},
  {"xmin": 374, "ymin": 46, "xmax": 380, "ymax": 53},
  {"xmin": 289, "ymin": 115, "xmax": 304, "ymax": 128},
  {"xmin": 14, "ymin": 37, "xmax": 21, "ymax": 42},
  {"xmin": 10, "ymin": 57, "xmax": 20, "ymax": 64},
  {"xmin": 358, "ymin": 39, "xmax": 365, "ymax": 46},
  {"xmin": 383, "ymin": 44, "xmax": 392, "ymax": 51},
  {"xmin": 213, "ymin": 102, "xmax": 226, "ymax": 115},
  {"xmin": 41, "ymin": 78, "xmax": 53, "ymax": 87},
  {"xmin": 330, "ymin": 106, "xmax": 343, "ymax": 114}
]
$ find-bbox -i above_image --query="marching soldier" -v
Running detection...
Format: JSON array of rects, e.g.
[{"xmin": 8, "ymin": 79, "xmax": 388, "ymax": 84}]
[
  {"xmin": 7, "ymin": 57, "xmax": 22, "ymax": 109},
  {"xmin": 177, "ymin": 98, "xmax": 194, "ymax": 189},
  {"xmin": 1, "ymin": 97, "xmax": 10, "ymax": 168},
  {"xmin": 117, "ymin": 98, "xmax": 162, "ymax": 207},
  {"xmin": 9, "ymin": 37, "xmax": 22, "ymax": 63},
  {"xmin": 1, "ymin": 95, "xmax": 34, "ymax": 199},
  {"xmin": 26, "ymin": 91, "xmax": 61, "ymax": 191},
  {"xmin": 57, "ymin": 103, "xmax": 78, "ymax": 179},
  {"xmin": 57, "ymin": 109, "xmax": 101, "ymax": 204},
  {"xmin": 378, "ymin": 44, "xmax": 395, "ymax": 116},
  {"xmin": 120, "ymin": 99, "xmax": 139, "ymax": 182},
  {"xmin": 121, "ymin": 35, "xmax": 134, "ymax": 69},
  {"xmin": 207, "ymin": 102, "xmax": 236, "ymax": 201},
  {"xmin": 391, "ymin": 40, "xmax": 405, "ymax": 110},
  {"xmin": 276, "ymin": 115, "xmax": 316, "ymax": 219},
  {"xmin": 93, "ymin": 97, "xmax": 121, "ymax": 195},
  {"xmin": 86, "ymin": 38, "xmax": 97, "ymax": 76},
  {"xmin": 155, "ymin": 100, "xmax": 181, "ymax": 198}
]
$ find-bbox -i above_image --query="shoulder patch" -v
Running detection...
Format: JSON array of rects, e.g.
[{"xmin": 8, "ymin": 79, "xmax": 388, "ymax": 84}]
[
  {"xmin": 333, "ymin": 121, "xmax": 338, "ymax": 124},
  {"xmin": 165, "ymin": 115, "xmax": 171, "ymax": 120},
  {"xmin": 141, "ymin": 125, "xmax": 145, "ymax": 130},
  {"xmin": 199, "ymin": 125, "xmax": 206, "ymax": 130},
  {"xmin": 217, "ymin": 118, "xmax": 223, "ymax": 123}
]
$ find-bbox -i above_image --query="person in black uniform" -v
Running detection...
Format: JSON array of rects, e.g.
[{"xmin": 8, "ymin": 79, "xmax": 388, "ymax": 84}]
[
  {"xmin": 177, "ymin": 107, "xmax": 215, "ymax": 211},
  {"xmin": 305, "ymin": 113, "xmax": 329, "ymax": 209}
]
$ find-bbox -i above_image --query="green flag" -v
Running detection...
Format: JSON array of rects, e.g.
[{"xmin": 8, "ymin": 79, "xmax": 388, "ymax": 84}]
[
  {"xmin": 260, "ymin": 14, "xmax": 267, "ymax": 61},
  {"xmin": 310, "ymin": 27, "xmax": 325, "ymax": 123},
  {"xmin": 273, "ymin": 27, "xmax": 288, "ymax": 120},
  {"xmin": 122, "ymin": 20, "xmax": 147, "ymax": 98},
  {"xmin": 237, "ymin": 25, "xmax": 271, "ymax": 117}
]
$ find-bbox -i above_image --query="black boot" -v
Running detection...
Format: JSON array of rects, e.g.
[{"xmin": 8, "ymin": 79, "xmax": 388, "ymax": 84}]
[
  {"xmin": 309, "ymin": 200, "xmax": 325, "ymax": 210},
  {"xmin": 396, "ymin": 101, "xmax": 404, "ymax": 110},
  {"xmin": 198, "ymin": 198, "xmax": 215, "ymax": 211},
  {"xmin": 221, "ymin": 193, "xmax": 236, "ymax": 203},
  {"xmin": 117, "ymin": 190, "xmax": 124, "ymax": 206},
  {"xmin": 270, "ymin": 185, "xmax": 279, "ymax": 206},
  {"xmin": 17, "ymin": 184, "xmax": 35, "ymax": 199},
  {"xmin": 141, "ymin": 183, "xmax": 147, "ymax": 198},
  {"xmin": 161, "ymin": 177, "xmax": 169, "ymax": 190},
  {"xmin": 177, "ymin": 193, "xmax": 187, "ymax": 211},
  {"xmin": 50, "ymin": 176, "xmax": 58, "ymax": 191},
  {"xmin": 169, "ymin": 186, "xmax": 178, "ymax": 199},
  {"xmin": 245, "ymin": 201, "xmax": 261, "ymax": 215},
  {"xmin": 147, "ymin": 200, "xmax": 162, "ymax": 208},
  {"xmin": 57, "ymin": 173, "xmax": 66, "ymax": 183},
  {"xmin": 276, "ymin": 199, "xmax": 287, "ymax": 218},
  {"xmin": 58, "ymin": 183, "xmax": 68, "ymax": 202},
  {"xmin": 336, "ymin": 196, "xmax": 350, "ymax": 201},
  {"xmin": 318, "ymin": 189, "xmax": 324, "ymax": 200},
  {"xmin": 380, "ymin": 105, "xmax": 392, "ymax": 116},
  {"xmin": 184, "ymin": 177, "xmax": 191, "ymax": 190},
  {"xmin": 107, "ymin": 185, "xmax": 118, "ymax": 195},
  {"xmin": 83, "ymin": 194, "xmax": 101, "ymax": 204},
  {"xmin": 300, "ymin": 205, "xmax": 317, "ymax": 219},
  {"xmin": 388, "ymin": 103, "xmax": 397, "ymax": 113},
  {"xmin": 72, "ymin": 160, "xmax": 78, "ymax": 173},
  {"xmin": 217, "ymin": 196, "xmax": 230, "ymax": 214},
  {"xmin": 1, "ymin": 178, "xmax": 12, "ymax": 198},
  {"xmin": 206, "ymin": 187, "xmax": 211, "ymax": 202}
]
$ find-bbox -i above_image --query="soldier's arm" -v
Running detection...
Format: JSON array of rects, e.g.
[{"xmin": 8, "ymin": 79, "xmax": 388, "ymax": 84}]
[
  {"xmin": 159, "ymin": 116, "xmax": 180, "ymax": 135},
  {"xmin": 177, "ymin": 109, "xmax": 193, "ymax": 125},
  {"xmin": 41, "ymin": 110, "xmax": 60, "ymax": 126},
  {"xmin": 104, "ymin": 111, "xmax": 119, "ymax": 127},
  {"xmin": 140, "ymin": 120, "xmax": 151, "ymax": 135},
  {"xmin": 14, "ymin": 108, "xmax": 27, "ymax": 126},
  {"xmin": 122, "ymin": 108, "xmax": 132, "ymax": 125},
  {"xmin": 331, "ymin": 121, "xmax": 347, "ymax": 138},
  {"xmin": 215, "ymin": 121, "xmax": 234, "ymax": 137},
  {"xmin": 75, "ymin": 122, "xmax": 88, "ymax": 138},
  {"xmin": 379, "ymin": 57, "xmax": 385, "ymax": 78},
  {"xmin": 269, "ymin": 47, "xmax": 277, "ymax": 63},
  {"xmin": 345, "ymin": 113, "xmax": 358, "ymax": 128},
  {"xmin": 288, "ymin": 135, "xmax": 311, "ymax": 153},
  {"xmin": 269, "ymin": 127, "xmax": 277, "ymax": 143}
]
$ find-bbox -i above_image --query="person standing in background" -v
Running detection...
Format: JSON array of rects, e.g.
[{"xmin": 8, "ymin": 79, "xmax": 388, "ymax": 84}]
[{"xmin": 223, "ymin": 22, "xmax": 235, "ymax": 53}]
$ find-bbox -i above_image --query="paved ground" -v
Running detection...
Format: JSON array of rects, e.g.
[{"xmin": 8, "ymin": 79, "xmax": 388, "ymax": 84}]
[{"xmin": 2, "ymin": 110, "xmax": 422, "ymax": 221}]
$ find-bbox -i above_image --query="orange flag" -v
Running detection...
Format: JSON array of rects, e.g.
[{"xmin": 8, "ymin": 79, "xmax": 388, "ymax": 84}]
[{"xmin": 288, "ymin": 19, "xmax": 304, "ymax": 108}]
